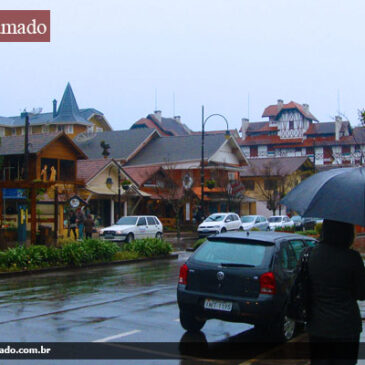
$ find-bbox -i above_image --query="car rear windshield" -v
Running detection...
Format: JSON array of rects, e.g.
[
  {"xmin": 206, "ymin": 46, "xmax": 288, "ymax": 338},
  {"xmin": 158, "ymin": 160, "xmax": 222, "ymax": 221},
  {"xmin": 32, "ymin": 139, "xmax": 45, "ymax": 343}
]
[
  {"xmin": 241, "ymin": 216, "xmax": 255, "ymax": 223},
  {"xmin": 193, "ymin": 240, "xmax": 272, "ymax": 267},
  {"xmin": 205, "ymin": 215, "xmax": 225, "ymax": 222},
  {"xmin": 268, "ymin": 217, "xmax": 282, "ymax": 222},
  {"xmin": 116, "ymin": 217, "xmax": 138, "ymax": 225}
]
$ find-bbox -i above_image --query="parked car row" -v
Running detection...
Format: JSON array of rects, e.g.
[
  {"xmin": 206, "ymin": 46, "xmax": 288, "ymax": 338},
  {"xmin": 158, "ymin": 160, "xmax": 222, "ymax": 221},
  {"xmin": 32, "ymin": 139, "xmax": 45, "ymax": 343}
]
[{"xmin": 197, "ymin": 212, "xmax": 323, "ymax": 238}]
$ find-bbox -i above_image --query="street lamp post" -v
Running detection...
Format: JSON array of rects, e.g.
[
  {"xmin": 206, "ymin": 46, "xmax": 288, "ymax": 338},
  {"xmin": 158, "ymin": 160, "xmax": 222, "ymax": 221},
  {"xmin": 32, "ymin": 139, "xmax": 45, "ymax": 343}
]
[
  {"xmin": 200, "ymin": 105, "xmax": 230, "ymax": 216},
  {"xmin": 21, "ymin": 111, "xmax": 30, "ymax": 180}
]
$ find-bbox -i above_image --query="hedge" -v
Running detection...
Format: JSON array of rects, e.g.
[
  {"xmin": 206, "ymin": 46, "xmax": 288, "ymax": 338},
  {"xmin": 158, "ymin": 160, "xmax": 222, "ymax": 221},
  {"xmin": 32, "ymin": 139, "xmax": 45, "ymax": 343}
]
[{"xmin": 0, "ymin": 237, "xmax": 172, "ymax": 272}]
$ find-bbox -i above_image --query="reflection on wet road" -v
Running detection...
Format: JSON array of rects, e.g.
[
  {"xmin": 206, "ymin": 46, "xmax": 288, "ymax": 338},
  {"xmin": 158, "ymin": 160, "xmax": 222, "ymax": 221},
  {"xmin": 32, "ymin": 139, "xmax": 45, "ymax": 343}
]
[{"xmin": 0, "ymin": 252, "xmax": 278, "ymax": 364}]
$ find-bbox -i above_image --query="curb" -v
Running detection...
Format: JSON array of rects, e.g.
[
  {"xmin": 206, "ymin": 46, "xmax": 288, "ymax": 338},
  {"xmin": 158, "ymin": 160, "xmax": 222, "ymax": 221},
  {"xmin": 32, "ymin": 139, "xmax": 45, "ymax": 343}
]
[{"xmin": 0, "ymin": 253, "xmax": 179, "ymax": 279}]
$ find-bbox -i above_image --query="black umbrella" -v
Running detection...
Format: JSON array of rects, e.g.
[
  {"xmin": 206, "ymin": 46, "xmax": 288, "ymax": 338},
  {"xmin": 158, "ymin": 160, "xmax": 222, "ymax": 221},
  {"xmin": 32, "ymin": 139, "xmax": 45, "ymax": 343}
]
[{"xmin": 281, "ymin": 167, "xmax": 365, "ymax": 227}]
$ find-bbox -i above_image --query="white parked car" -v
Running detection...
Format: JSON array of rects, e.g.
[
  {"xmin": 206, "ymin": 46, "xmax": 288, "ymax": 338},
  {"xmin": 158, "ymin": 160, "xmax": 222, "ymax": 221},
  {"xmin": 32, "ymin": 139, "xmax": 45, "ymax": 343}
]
[
  {"xmin": 240, "ymin": 215, "xmax": 269, "ymax": 231},
  {"xmin": 268, "ymin": 215, "xmax": 294, "ymax": 231},
  {"xmin": 99, "ymin": 216, "xmax": 163, "ymax": 243},
  {"xmin": 198, "ymin": 212, "xmax": 242, "ymax": 237}
]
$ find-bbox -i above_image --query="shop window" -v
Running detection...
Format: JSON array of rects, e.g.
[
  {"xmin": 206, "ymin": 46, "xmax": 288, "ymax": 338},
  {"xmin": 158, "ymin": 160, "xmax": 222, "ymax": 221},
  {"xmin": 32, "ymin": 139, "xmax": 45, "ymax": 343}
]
[
  {"xmin": 244, "ymin": 180, "xmax": 255, "ymax": 190},
  {"xmin": 60, "ymin": 160, "xmax": 75, "ymax": 181}
]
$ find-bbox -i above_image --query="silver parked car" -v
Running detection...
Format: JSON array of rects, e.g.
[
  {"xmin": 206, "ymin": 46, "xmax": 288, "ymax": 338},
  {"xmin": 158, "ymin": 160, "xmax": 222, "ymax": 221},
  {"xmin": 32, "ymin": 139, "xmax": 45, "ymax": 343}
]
[{"xmin": 240, "ymin": 215, "xmax": 269, "ymax": 231}]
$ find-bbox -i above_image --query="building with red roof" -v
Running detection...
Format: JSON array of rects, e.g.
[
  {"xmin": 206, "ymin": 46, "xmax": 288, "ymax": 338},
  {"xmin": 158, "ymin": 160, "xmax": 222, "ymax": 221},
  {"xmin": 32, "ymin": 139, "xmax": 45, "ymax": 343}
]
[{"xmin": 240, "ymin": 99, "xmax": 365, "ymax": 167}]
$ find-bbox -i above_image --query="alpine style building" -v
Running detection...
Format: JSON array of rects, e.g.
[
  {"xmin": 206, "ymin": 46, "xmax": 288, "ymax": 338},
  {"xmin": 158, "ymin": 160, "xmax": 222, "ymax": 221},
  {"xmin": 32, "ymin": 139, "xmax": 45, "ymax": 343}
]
[{"xmin": 239, "ymin": 99, "xmax": 365, "ymax": 168}]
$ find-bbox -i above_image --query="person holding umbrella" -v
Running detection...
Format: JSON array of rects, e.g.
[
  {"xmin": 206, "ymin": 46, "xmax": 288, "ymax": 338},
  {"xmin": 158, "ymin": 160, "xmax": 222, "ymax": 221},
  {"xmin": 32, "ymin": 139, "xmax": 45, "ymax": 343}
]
[
  {"xmin": 281, "ymin": 167, "xmax": 365, "ymax": 364},
  {"xmin": 306, "ymin": 219, "xmax": 365, "ymax": 364}
]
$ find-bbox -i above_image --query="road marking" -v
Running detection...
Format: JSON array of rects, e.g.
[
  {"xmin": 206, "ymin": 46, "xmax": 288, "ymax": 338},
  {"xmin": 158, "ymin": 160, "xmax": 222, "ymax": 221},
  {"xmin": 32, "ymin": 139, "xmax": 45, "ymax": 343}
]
[{"xmin": 94, "ymin": 329, "xmax": 141, "ymax": 343}]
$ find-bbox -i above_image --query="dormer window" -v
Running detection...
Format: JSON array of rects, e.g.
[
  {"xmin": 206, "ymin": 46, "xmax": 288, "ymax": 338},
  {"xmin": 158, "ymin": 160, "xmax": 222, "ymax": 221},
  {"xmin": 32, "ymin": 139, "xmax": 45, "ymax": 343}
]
[{"xmin": 289, "ymin": 120, "xmax": 294, "ymax": 130}]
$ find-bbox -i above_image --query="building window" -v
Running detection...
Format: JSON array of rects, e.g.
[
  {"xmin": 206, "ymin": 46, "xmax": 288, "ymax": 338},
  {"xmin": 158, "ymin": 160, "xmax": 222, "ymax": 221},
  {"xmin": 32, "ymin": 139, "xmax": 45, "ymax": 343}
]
[
  {"xmin": 87, "ymin": 125, "xmax": 93, "ymax": 133},
  {"xmin": 65, "ymin": 125, "xmax": 74, "ymax": 134},
  {"xmin": 42, "ymin": 125, "xmax": 50, "ymax": 134},
  {"xmin": 244, "ymin": 180, "xmax": 255, "ymax": 190},
  {"xmin": 289, "ymin": 120, "xmax": 294, "ymax": 130},
  {"xmin": 342, "ymin": 146, "xmax": 351, "ymax": 154},
  {"xmin": 95, "ymin": 127, "xmax": 103, "ymax": 133},
  {"xmin": 250, "ymin": 146, "xmax": 258, "ymax": 157},
  {"xmin": 60, "ymin": 160, "xmax": 75, "ymax": 180},
  {"xmin": 0, "ymin": 128, "xmax": 4, "ymax": 137},
  {"xmin": 11, "ymin": 128, "xmax": 16, "ymax": 136},
  {"xmin": 264, "ymin": 179, "xmax": 277, "ymax": 190},
  {"xmin": 228, "ymin": 172, "xmax": 236, "ymax": 181},
  {"xmin": 57, "ymin": 125, "xmax": 64, "ymax": 132}
]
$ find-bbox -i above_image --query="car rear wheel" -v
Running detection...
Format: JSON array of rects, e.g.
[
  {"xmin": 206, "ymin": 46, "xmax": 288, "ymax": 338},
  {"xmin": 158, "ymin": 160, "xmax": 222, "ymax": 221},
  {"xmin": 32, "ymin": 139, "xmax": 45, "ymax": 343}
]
[
  {"xmin": 126, "ymin": 233, "xmax": 134, "ymax": 243},
  {"xmin": 274, "ymin": 314, "xmax": 296, "ymax": 341},
  {"xmin": 155, "ymin": 232, "xmax": 162, "ymax": 240},
  {"xmin": 221, "ymin": 227, "xmax": 227, "ymax": 233},
  {"xmin": 179, "ymin": 310, "xmax": 206, "ymax": 332}
]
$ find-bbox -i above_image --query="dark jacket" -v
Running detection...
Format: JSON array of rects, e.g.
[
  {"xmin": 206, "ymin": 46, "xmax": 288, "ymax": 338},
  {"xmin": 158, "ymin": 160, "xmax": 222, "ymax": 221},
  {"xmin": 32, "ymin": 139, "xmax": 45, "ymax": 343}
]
[
  {"xmin": 84, "ymin": 217, "xmax": 94, "ymax": 234},
  {"xmin": 307, "ymin": 243, "xmax": 365, "ymax": 338}
]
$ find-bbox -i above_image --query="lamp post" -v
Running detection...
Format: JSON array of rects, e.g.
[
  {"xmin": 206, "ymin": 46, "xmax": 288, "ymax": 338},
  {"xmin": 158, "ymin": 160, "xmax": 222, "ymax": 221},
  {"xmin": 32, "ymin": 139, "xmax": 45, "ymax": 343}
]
[
  {"xmin": 21, "ymin": 111, "xmax": 30, "ymax": 180},
  {"xmin": 200, "ymin": 105, "xmax": 230, "ymax": 216}
]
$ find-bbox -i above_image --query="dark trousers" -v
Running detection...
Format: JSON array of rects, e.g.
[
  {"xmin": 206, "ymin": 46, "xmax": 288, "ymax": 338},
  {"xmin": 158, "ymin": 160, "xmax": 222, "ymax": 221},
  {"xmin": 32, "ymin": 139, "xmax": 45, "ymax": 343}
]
[
  {"xmin": 68, "ymin": 227, "xmax": 77, "ymax": 240},
  {"xmin": 85, "ymin": 232, "xmax": 92, "ymax": 239},
  {"xmin": 309, "ymin": 335, "xmax": 360, "ymax": 365}
]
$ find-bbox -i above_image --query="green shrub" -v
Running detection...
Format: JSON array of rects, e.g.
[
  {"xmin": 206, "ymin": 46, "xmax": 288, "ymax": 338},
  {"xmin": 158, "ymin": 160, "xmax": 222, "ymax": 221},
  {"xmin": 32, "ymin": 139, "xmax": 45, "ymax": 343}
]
[
  {"xmin": 315, "ymin": 222, "xmax": 322, "ymax": 237},
  {"xmin": 125, "ymin": 238, "xmax": 172, "ymax": 257},
  {"xmin": 82, "ymin": 239, "xmax": 119, "ymax": 261},
  {"xmin": 250, "ymin": 227, "xmax": 260, "ymax": 231},
  {"xmin": 297, "ymin": 230, "xmax": 318, "ymax": 236},
  {"xmin": 113, "ymin": 251, "xmax": 139, "ymax": 261},
  {"xmin": 275, "ymin": 226, "xmax": 295, "ymax": 232},
  {"xmin": 193, "ymin": 238, "xmax": 206, "ymax": 250}
]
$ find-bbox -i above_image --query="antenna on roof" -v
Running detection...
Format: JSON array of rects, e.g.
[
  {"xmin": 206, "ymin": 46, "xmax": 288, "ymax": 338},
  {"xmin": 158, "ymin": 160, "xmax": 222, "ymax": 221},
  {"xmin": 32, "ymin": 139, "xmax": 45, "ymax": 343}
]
[
  {"xmin": 30, "ymin": 107, "xmax": 42, "ymax": 115},
  {"xmin": 248, "ymin": 93, "xmax": 250, "ymax": 120},
  {"xmin": 337, "ymin": 89, "xmax": 341, "ymax": 116}
]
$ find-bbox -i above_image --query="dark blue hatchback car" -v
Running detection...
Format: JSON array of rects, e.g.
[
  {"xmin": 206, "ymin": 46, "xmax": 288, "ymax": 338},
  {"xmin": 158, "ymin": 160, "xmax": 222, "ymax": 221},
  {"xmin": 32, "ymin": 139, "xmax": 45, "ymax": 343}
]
[{"xmin": 177, "ymin": 231, "xmax": 317, "ymax": 340}]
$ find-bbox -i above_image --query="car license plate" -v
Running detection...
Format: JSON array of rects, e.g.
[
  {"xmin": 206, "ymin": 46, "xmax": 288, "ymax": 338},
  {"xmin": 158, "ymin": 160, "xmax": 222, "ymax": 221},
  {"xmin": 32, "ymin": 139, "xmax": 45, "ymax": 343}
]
[{"xmin": 204, "ymin": 299, "xmax": 232, "ymax": 312}]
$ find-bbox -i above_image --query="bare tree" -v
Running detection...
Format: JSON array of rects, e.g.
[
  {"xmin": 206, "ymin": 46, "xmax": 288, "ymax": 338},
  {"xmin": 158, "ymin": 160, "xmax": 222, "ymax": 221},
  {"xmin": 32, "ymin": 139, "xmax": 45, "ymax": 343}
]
[{"xmin": 248, "ymin": 160, "xmax": 312, "ymax": 215}]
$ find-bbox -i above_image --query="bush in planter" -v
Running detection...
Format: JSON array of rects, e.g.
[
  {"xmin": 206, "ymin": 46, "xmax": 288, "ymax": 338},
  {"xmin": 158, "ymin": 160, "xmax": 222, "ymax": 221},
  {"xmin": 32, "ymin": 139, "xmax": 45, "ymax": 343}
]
[
  {"xmin": 275, "ymin": 226, "xmax": 296, "ymax": 233},
  {"xmin": 193, "ymin": 238, "xmax": 206, "ymax": 250},
  {"xmin": 124, "ymin": 238, "xmax": 172, "ymax": 257},
  {"xmin": 121, "ymin": 179, "xmax": 131, "ymax": 190},
  {"xmin": 205, "ymin": 179, "xmax": 216, "ymax": 189}
]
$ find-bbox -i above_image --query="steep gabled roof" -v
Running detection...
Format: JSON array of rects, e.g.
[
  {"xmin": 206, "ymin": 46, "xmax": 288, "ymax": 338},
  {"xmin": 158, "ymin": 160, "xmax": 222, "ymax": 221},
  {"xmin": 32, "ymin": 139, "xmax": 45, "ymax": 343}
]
[
  {"xmin": 262, "ymin": 101, "xmax": 319, "ymax": 121},
  {"xmin": 131, "ymin": 114, "xmax": 191, "ymax": 136},
  {"xmin": 75, "ymin": 128, "xmax": 159, "ymax": 161},
  {"xmin": 125, "ymin": 133, "xmax": 228, "ymax": 166},
  {"xmin": 122, "ymin": 165, "xmax": 162, "ymax": 186},
  {"xmin": 0, "ymin": 132, "xmax": 87, "ymax": 158}
]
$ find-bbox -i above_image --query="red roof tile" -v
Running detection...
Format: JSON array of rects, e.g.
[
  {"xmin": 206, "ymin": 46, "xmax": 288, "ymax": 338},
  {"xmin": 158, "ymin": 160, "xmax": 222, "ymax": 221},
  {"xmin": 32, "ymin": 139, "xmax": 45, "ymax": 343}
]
[
  {"xmin": 262, "ymin": 101, "xmax": 318, "ymax": 121},
  {"xmin": 77, "ymin": 159, "xmax": 113, "ymax": 182},
  {"xmin": 122, "ymin": 165, "xmax": 162, "ymax": 186}
]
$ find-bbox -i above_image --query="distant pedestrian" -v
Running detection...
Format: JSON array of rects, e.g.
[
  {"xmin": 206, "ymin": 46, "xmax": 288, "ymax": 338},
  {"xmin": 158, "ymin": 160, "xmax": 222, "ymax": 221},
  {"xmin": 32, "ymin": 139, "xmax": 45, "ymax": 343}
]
[
  {"xmin": 68, "ymin": 210, "xmax": 77, "ymax": 240},
  {"xmin": 84, "ymin": 214, "xmax": 95, "ymax": 239},
  {"xmin": 76, "ymin": 208, "xmax": 85, "ymax": 240},
  {"xmin": 307, "ymin": 219, "xmax": 365, "ymax": 364}
]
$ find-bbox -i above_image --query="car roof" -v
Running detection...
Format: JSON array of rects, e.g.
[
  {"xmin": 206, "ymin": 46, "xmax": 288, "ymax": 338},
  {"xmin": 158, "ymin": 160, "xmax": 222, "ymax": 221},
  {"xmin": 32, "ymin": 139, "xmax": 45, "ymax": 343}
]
[{"xmin": 208, "ymin": 231, "xmax": 315, "ymax": 244}]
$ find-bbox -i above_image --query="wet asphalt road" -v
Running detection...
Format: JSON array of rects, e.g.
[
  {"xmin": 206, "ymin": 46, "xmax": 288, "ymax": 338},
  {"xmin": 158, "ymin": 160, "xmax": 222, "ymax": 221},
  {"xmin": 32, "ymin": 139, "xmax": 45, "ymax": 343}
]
[{"xmin": 0, "ymin": 251, "xmax": 267, "ymax": 365}]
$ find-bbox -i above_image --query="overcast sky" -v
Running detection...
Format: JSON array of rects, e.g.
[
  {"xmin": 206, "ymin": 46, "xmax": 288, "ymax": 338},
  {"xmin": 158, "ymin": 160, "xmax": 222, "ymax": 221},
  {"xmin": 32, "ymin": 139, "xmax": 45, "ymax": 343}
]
[{"xmin": 0, "ymin": 0, "xmax": 364, "ymax": 131}]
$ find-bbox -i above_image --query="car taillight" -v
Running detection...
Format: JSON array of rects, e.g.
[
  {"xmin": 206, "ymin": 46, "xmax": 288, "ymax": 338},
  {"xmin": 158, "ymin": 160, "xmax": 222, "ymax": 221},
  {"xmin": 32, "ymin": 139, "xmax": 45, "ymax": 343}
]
[
  {"xmin": 259, "ymin": 272, "xmax": 276, "ymax": 295},
  {"xmin": 179, "ymin": 264, "xmax": 188, "ymax": 285}
]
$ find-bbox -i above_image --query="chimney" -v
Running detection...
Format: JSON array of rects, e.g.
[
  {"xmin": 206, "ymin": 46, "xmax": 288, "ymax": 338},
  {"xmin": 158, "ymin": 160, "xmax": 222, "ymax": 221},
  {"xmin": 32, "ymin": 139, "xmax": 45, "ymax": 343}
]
[
  {"xmin": 241, "ymin": 118, "xmax": 250, "ymax": 140},
  {"xmin": 335, "ymin": 115, "xmax": 342, "ymax": 141},
  {"xmin": 277, "ymin": 99, "xmax": 284, "ymax": 110},
  {"xmin": 52, "ymin": 99, "xmax": 57, "ymax": 117},
  {"xmin": 154, "ymin": 110, "xmax": 162, "ymax": 122},
  {"xmin": 302, "ymin": 103, "xmax": 309, "ymax": 114},
  {"xmin": 174, "ymin": 116, "xmax": 181, "ymax": 123}
]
